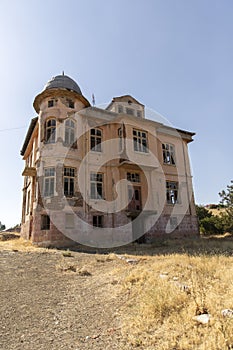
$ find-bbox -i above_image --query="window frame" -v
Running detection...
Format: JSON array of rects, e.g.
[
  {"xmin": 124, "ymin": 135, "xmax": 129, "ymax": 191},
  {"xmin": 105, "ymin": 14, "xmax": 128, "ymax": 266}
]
[
  {"xmin": 90, "ymin": 128, "xmax": 102, "ymax": 152},
  {"xmin": 48, "ymin": 99, "xmax": 54, "ymax": 108},
  {"xmin": 44, "ymin": 167, "xmax": 55, "ymax": 197},
  {"xmin": 133, "ymin": 129, "xmax": 148, "ymax": 153},
  {"xmin": 127, "ymin": 172, "xmax": 141, "ymax": 183},
  {"xmin": 162, "ymin": 143, "xmax": 176, "ymax": 165},
  {"xmin": 64, "ymin": 119, "xmax": 75, "ymax": 146},
  {"xmin": 45, "ymin": 118, "xmax": 56, "ymax": 144},
  {"xmin": 41, "ymin": 215, "xmax": 50, "ymax": 230},
  {"xmin": 166, "ymin": 181, "xmax": 179, "ymax": 205},
  {"xmin": 67, "ymin": 99, "xmax": 75, "ymax": 109},
  {"xmin": 63, "ymin": 167, "xmax": 75, "ymax": 197},
  {"xmin": 93, "ymin": 215, "xmax": 103, "ymax": 228},
  {"xmin": 90, "ymin": 173, "xmax": 103, "ymax": 200},
  {"xmin": 126, "ymin": 107, "xmax": 134, "ymax": 116},
  {"xmin": 118, "ymin": 127, "xmax": 123, "ymax": 152}
]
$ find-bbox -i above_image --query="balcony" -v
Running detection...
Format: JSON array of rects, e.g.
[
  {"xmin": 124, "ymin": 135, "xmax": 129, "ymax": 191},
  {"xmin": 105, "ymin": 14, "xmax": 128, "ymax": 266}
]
[{"xmin": 22, "ymin": 166, "xmax": 36, "ymax": 177}]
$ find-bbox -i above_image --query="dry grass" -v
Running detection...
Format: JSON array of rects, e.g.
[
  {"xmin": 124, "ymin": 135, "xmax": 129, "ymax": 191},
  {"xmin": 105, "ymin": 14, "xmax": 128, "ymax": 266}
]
[
  {"xmin": 209, "ymin": 208, "xmax": 226, "ymax": 217},
  {"xmin": 118, "ymin": 253, "xmax": 233, "ymax": 349},
  {"xmin": 1, "ymin": 232, "xmax": 233, "ymax": 349}
]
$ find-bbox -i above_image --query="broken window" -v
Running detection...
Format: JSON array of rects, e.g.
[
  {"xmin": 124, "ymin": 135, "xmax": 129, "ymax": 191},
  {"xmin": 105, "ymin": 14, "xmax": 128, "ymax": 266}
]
[
  {"xmin": 45, "ymin": 119, "xmax": 56, "ymax": 143},
  {"xmin": 126, "ymin": 107, "xmax": 134, "ymax": 116},
  {"xmin": 26, "ymin": 190, "xmax": 30, "ymax": 215},
  {"xmin": 44, "ymin": 167, "xmax": 55, "ymax": 197},
  {"xmin": 127, "ymin": 172, "xmax": 140, "ymax": 183},
  {"xmin": 64, "ymin": 167, "xmax": 75, "ymax": 197},
  {"xmin": 65, "ymin": 119, "xmax": 75, "ymax": 146},
  {"xmin": 118, "ymin": 105, "xmax": 123, "ymax": 113},
  {"xmin": 118, "ymin": 127, "xmax": 123, "ymax": 152},
  {"xmin": 41, "ymin": 215, "xmax": 50, "ymax": 230},
  {"xmin": 90, "ymin": 128, "xmax": 102, "ymax": 152},
  {"xmin": 162, "ymin": 143, "xmax": 176, "ymax": 165},
  {"xmin": 67, "ymin": 99, "xmax": 74, "ymax": 109},
  {"xmin": 137, "ymin": 110, "xmax": 142, "ymax": 118},
  {"xmin": 133, "ymin": 129, "xmax": 148, "ymax": 153},
  {"xmin": 90, "ymin": 173, "xmax": 103, "ymax": 199},
  {"xmin": 166, "ymin": 181, "xmax": 179, "ymax": 205},
  {"xmin": 93, "ymin": 215, "xmax": 103, "ymax": 228},
  {"xmin": 48, "ymin": 100, "xmax": 54, "ymax": 108}
]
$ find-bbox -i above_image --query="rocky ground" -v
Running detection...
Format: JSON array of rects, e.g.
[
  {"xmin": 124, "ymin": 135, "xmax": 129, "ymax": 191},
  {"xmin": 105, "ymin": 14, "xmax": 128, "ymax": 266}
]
[{"xmin": 0, "ymin": 245, "xmax": 132, "ymax": 350}]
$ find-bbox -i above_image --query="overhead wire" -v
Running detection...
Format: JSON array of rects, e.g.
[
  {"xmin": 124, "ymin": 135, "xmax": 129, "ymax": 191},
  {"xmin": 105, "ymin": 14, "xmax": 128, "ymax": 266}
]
[{"xmin": 0, "ymin": 126, "xmax": 27, "ymax": 133}]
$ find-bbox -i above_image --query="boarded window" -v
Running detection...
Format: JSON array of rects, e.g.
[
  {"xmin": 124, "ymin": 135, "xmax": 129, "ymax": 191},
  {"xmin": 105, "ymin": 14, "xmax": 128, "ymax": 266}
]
[
  {"xmin": 41, "ymin": 215, "xmax": 50, "ymax": 230},
  {"xmin": 65, "ymin": 214, "xmax": 74, "ymax": 229}
]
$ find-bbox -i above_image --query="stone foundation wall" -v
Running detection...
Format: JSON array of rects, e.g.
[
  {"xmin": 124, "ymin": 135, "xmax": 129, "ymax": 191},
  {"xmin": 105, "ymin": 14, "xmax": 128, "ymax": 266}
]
[
  {"xmin": 21, "ymin": 209, "xmax": 199, "ymax": 248},
  {"xmin": 145, "ymin": 214, "xmax": 199, "ymax": 242}
]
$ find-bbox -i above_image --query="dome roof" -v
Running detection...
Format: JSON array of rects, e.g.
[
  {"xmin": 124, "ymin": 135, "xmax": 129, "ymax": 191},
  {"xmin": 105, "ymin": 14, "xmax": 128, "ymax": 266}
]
[{"xmin": 43, "ymin": 74, "xmax": 82, "ymax": 95}]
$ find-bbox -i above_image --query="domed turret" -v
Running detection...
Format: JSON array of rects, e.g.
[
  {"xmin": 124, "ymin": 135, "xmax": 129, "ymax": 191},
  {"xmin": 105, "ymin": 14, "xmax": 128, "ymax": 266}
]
[
  {"xmin": 43, "ymin": 75, "xmax": 82, "ymax": 95},
  {"xmin": 33, "ymin": 73, "xmax": 90, "ymax": 113}
]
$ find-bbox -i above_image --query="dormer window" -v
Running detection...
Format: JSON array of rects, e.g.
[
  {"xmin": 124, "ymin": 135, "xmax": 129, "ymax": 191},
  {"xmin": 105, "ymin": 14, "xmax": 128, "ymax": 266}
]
[
  {"xmin": 118, "ymin": 105, "xmax": 123, "ymax": 113},
  {"xmin": 48, "ymin": 100, "xmax": 54, "ymax": 108},
  {"xmin": 137, "ymin": 110, "xmax": 142, "ymax": 118},
  {"xmin": 126, "ymin": 107, "xmax": 134, "ymax": 116}
]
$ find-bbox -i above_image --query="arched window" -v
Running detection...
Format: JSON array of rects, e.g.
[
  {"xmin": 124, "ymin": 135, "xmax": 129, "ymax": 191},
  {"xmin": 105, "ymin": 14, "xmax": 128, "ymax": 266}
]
[
  {"xmin": 65, "ymin": 119, "xmax": 75, "ymax": 145},
  {"xmin": 45, "ymin": 119, "xmax": 56, "ymax": 143}
]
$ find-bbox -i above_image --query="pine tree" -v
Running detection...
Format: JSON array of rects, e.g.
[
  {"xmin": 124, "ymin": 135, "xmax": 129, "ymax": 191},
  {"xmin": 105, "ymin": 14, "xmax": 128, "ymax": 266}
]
[{"xmin": 219, "ymin": 180, "xmax": 233, "ymax": 233}]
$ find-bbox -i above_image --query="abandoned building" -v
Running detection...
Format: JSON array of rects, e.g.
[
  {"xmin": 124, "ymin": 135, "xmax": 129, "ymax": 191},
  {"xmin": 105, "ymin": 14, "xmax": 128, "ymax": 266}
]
[{"xmin": 20, "ymin": 74, "xmax": 199, "ymax": 247}]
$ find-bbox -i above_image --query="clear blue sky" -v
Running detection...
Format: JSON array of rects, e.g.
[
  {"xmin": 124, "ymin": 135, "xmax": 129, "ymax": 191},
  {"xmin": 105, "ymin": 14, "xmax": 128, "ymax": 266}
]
[{"xmin": 0, "ymin": 0, "xmax": 232, "ymax": 228}]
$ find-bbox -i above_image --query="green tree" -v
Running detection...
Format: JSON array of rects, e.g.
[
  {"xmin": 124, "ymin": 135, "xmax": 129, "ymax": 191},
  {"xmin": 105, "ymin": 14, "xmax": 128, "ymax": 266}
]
[
  {"xmin": 196, "ymin": 205, "xmax": 224, "ymax": 235},
  {"xmin": 195, "ymin": 205, "xmax": 212, "ymax": 220},
  {"xmin": 219, "ymin": 180, "xmax": 233, "ymax": 233},
  {"xmin": 0, "ymin": 222, "xmax": 6, "ymax": 231}
]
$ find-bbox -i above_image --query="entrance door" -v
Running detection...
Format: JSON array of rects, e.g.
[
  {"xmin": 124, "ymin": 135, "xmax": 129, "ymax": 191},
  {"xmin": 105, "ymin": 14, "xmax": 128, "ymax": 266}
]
[{"xmin": 128, "ymin": 186, "xmax": 142, "ymax": 211}]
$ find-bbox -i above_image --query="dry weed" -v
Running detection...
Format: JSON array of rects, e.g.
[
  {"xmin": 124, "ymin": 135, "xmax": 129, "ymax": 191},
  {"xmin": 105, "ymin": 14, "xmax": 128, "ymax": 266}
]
[{"xmin": 120, "ymin": 254, "xmax": 233, "ymax": 349}]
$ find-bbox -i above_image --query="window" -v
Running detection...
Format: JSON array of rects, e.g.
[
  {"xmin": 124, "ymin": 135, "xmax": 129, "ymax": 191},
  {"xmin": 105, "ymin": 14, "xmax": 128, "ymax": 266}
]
[
  {"xmin": 90, "ymin": 173, "xmax": 103, "ymax": 199},
  {"xmin": 44, "ymin": 168, "xmax": 55, "ymax": 197},
  {"xmin": 166, "ymin": 181, "xmax": 179, "ymax": 205},
  {"xmin": 118, "ymin": 127, "xmax": 123, "ymax": 152},
  {"xmin": 64, "ymin": 167, "xmax": 75, "ymax": 197},
  {"xmin": 26, "ymin": 190, "xmax": 30, "ymax": 215},
  {"xmin": 93, "ymin": 215, "xmax": 103, "ymax": 227},
  {"xmin": 90, "ymin": 128, "xmax": 102, "ymax": 152},
  {"xmin": 45, "ymin": 119, "xmax": 56, "ymax": 143},
  {"xmin": 67, "ymin": 99, "xmax": 74, "ymax": 108},
  {"xmin": 65, "ymin": 214, "xmax": 74, "ymax": 229},
  {"xmin": 65, "ymin": 119, "xmax": 75, "ymax": 145},
  {"xmin": 127, "ymin": 172, "xmax": 140, "ymax": 183},
  {"xmin": 48, "ymin": 100, "xmax": 54, "ymax": 108},
  {"xmin": 41, "ymin": 215, "xmax": 50, "ymax": 230},
  {"xmin": 118, "ymin": 105, "xmax": 123, "ymax": 113},
  {"xmin": 162, "ymin": 143, "xmax": 176, "ymax": 165},
  {"xmin": 133, "ymin": 129, "xmax": 148, "ymax": 153},
  {"xmin": 170, "ymin": 216, "xmax": 178, "ymax": 229},
  {"xmin": 126, "ymin": 107, "xmax": 134, "ymax": 116},
  {"xmin": 137, "ymin": 110, "xmax": 142, "ymax": 118}
]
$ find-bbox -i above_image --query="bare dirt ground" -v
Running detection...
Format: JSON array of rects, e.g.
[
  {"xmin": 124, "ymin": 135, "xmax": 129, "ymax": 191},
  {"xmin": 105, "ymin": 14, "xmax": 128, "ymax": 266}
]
[
  {"xmin": 0, "ymin": 237, "xmax": 132, "ymax": 350},
  {"xmin": 1, "ymin": 233, "xmax": 233, "ymax": 350}
]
